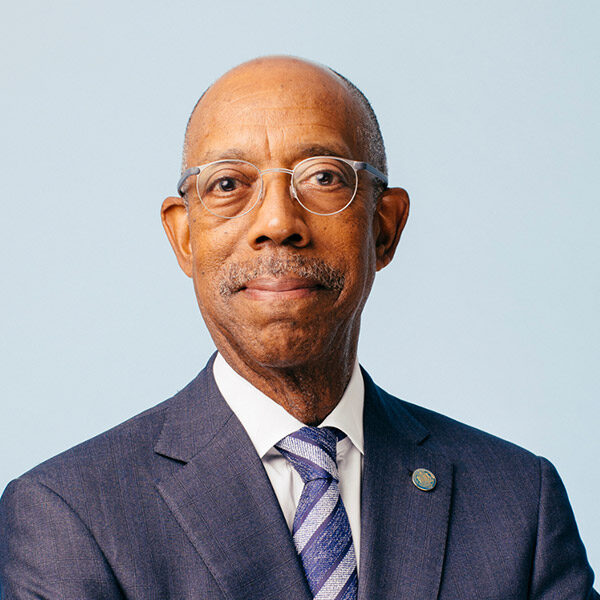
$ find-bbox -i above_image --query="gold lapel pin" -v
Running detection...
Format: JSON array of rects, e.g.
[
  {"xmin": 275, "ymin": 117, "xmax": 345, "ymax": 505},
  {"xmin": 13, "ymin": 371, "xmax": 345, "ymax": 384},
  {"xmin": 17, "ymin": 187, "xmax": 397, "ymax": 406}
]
[{"xmin": 412, "ymin": 468, "xmax": 437, "ymax": 491}]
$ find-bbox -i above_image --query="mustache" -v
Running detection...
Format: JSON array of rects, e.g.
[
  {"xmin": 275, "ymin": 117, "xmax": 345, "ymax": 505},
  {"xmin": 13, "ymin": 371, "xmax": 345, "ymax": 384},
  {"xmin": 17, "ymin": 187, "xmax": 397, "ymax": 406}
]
[{"xmin": 218, "ymin": 254, "xmax": 345, "ymax": 297}]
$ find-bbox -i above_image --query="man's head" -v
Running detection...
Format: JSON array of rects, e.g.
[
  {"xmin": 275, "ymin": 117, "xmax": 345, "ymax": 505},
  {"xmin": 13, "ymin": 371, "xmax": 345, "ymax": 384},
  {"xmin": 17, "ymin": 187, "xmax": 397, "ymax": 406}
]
[{"xmin": 162, "ymin": 56, "xmax": 409, "ymax": 377}]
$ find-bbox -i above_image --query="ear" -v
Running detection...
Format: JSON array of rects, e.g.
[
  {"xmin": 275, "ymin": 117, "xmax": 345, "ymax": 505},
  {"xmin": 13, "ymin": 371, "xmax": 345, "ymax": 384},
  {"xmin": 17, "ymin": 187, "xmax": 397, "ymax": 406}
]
[
  {"xmin": 374, "ymin": 187, "xmax": 410, "ymax": 271},
  {"xmin": 161, "ymin": 196, "xmax": 193, "ymax": 278}
]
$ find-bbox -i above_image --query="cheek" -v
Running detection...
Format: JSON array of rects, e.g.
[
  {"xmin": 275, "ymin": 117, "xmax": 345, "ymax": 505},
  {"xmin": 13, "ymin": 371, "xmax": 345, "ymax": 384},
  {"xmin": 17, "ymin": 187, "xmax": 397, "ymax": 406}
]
[
  {"xmin": 189, "ymin": 216, "xmax": 244, "ymax": 275},
  {"xmin": 338, "ymin": 208, "xmax": 377, "ymax": 260},
  {"xmin": 187, "ymin": 226, "xmax": 243, "ymax": 317},
  {"xmin": 324, "ymin": 214, "xmax": 377, "ymax": 301}
]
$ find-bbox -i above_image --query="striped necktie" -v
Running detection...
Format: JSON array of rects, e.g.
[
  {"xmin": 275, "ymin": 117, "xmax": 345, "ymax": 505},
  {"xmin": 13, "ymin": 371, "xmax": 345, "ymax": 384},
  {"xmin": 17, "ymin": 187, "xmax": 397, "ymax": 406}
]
[{"xmin": 276, "ymin": 426, "xmax": 358, "ymax": 600}]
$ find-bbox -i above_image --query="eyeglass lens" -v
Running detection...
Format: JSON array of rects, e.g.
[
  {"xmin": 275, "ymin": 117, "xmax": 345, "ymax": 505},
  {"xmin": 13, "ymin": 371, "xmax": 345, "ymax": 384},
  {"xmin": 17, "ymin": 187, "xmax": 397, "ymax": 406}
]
[{"xmin": 195, "ymin": 158, "xmax": 357, "ymax": 218}]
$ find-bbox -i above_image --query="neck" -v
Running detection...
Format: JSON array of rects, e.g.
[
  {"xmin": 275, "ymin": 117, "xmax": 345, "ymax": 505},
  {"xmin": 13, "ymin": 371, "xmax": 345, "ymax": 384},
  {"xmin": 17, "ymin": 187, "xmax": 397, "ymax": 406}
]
[{"xmin": 218, "ymin": 346, "xmax": 357, "ymax": 426}]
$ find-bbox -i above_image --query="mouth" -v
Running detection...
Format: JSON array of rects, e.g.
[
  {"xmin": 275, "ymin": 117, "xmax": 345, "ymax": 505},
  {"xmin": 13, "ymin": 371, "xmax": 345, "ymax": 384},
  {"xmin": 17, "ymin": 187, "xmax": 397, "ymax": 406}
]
[
  {"xmin": 241, "ymin": 276, "xmax": 325, "ymax": 300},
  {"xmin": 218, "ymin": 254, "xmax": 345, "ymax": 298}
]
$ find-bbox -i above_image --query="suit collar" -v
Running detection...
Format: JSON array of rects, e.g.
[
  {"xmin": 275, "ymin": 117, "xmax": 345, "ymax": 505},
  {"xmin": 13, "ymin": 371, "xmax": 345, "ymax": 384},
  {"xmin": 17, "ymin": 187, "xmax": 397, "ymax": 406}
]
[
  {"xmin": 154, "ymin": 353, "xmax": 232, "ymax": 463},
  {"xmin": 359, "ymin": 366, "xmax": 431, "ymax": 445},
  {"xmin": 154, "ymin": 355, "xmax": 312, "ymax": 600},
  {"xmin": 358, "ymin": 369, "xmax": 453, "ymax": 600}
]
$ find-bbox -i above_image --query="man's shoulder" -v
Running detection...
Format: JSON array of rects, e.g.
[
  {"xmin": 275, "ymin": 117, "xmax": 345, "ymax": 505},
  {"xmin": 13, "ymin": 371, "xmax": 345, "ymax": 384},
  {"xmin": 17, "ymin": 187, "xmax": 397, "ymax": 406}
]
[
  {"xmin": 15, "ymin": 399, "xmax": 167, "ymax": 497},
  {"xmin": 13, "ymin": 369, "xmax": 209, "ymax": 494},
  {"xmin": 373, "ymin": 380, "xmax": 540, "ymax": 468}
]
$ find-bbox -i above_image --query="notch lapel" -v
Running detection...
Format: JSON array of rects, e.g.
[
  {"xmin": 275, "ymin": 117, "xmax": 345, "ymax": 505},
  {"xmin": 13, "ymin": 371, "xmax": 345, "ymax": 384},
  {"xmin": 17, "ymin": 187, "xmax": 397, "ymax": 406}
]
[
  {"xmin": 358, "ymin": 371, "xmax": 453, "ymax": 600},
  {"xmin": 154, "ymin": 358, "xmax": 311, "ymax": 600}
]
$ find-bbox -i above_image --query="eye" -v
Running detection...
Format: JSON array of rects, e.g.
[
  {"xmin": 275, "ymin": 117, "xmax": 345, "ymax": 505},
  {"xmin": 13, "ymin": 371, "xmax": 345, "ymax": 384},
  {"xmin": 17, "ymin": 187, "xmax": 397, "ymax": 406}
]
[
  {"xmin": 301, "ymin": 167, "xmax": 348, "ymax": 189},
  {"xmin": 314, "ymin": 171, "xmax": 337, "ymax": 186},
  {"xmin": 215, "ymin": 177, "xmax": 238, "ymax": 192},
  {"xmin": 294, "ymin": 158, "xmax": 354, "ymax": 192},
  {"xmin": 203, "ymin": 169, "xmax": 254, "ymax": 196}
]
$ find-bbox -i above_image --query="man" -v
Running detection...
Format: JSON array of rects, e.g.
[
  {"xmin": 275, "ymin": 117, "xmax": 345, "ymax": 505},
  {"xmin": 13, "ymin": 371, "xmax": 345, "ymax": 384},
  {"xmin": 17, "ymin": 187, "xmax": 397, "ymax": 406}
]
[{"xmin": 0, "ymin": 56, "xmax": 597, "ymax": 599}]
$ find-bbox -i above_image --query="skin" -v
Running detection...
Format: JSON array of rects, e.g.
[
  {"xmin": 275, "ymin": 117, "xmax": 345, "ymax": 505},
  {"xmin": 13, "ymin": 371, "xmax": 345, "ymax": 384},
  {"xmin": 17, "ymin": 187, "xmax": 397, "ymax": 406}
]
[{"xmin": 162, "ymin": 57, "xmax": 409, "ymax": 425}]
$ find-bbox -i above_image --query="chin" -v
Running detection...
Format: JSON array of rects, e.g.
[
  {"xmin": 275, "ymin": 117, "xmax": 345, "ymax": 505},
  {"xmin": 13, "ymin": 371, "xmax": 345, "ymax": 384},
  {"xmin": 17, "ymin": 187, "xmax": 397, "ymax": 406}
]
[{"xmin": 245, "ymin": 326, "xmax": 333, "ymax": 370}]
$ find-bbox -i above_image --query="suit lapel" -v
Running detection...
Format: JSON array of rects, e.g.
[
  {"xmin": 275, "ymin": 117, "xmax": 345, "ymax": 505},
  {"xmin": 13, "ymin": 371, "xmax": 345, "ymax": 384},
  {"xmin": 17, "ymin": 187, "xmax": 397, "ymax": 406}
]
[
  {"xmin": 358, "ymin": 370, "xmax": 453, "ymax": 600},
  {"xmin": 154, "ymin": 357, "xmax": 311, "ymax": 600}
]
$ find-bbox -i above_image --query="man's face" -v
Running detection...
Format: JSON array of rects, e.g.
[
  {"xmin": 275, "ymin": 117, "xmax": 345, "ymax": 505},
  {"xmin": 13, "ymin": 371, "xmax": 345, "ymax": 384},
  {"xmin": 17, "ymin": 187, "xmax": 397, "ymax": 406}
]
[{"xmin": 162, "ymin": 59, "xmax": 408, "ymax": 372}]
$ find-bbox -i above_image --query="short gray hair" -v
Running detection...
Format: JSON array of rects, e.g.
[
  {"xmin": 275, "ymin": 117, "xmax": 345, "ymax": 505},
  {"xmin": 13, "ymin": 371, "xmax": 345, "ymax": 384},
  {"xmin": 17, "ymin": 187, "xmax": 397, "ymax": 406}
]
[{"xmin": 330, "ymin": 69, "xmax": 387, "ymax": 198}]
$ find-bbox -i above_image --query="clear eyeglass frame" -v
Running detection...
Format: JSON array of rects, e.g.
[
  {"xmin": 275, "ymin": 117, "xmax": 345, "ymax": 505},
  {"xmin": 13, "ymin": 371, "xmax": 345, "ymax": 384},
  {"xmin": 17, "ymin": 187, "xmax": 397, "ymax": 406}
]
[{"xmin": 176, "ymin": 156, "xmax": 388, "ymax": 219}]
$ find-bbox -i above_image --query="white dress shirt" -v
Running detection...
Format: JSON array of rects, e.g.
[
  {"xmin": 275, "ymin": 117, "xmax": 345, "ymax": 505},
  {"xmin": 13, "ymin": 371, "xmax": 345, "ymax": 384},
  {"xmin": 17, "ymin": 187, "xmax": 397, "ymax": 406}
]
[{"xmin": 213, "ymin": 352, "xmax": 364, "ymax": 566}]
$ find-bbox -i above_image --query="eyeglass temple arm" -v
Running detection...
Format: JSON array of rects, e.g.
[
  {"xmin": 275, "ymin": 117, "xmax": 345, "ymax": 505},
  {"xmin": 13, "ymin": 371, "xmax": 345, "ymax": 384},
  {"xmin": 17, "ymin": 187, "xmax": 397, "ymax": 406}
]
[
  {"xmin": 354, "ymin": 161, "xmax": 388, "ymax": 186},
  {"xmin": 177, "ymin": 167, "xmax": 201, "ymax": 197}
]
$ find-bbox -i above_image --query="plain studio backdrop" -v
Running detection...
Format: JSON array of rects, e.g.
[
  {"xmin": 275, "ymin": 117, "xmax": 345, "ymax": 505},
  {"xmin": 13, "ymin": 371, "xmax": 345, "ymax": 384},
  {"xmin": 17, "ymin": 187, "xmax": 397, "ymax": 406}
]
[{"xmin": 1, "ymin": 0, "xmax": 598, "ymax": 574}]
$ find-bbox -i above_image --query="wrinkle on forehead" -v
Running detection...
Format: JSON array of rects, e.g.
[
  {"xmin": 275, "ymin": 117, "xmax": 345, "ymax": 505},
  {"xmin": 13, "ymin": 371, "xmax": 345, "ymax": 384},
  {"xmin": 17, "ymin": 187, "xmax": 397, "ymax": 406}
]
[
  {"xmin": 183, "ymin": 57, "xmax": 364, "ymax": 168},
  {"xmin": 200, "ymin": 70, "xmax": 353, "ymax": 126}
]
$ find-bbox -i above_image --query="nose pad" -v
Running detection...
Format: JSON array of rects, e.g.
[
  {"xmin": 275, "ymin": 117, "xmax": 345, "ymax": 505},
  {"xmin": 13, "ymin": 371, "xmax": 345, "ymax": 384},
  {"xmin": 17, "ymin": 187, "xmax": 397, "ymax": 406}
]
[
  {"xmin": 247, "ymin": 170, "xmax": 311, "ymax": 248},
  {"xmin": 257, "ymin": 173, "xmax": 298, "ymax": 215},
  {"xmin": 256, "ymin": 168, "xmax": 297, "ymax": 208}
]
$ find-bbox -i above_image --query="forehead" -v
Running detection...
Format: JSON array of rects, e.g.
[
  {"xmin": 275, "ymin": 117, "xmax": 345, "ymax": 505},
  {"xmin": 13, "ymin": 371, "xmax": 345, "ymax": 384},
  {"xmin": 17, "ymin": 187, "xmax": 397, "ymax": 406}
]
[{"xmin": 185, "ymin": 61, "xmax": 363, "ymax": 167}]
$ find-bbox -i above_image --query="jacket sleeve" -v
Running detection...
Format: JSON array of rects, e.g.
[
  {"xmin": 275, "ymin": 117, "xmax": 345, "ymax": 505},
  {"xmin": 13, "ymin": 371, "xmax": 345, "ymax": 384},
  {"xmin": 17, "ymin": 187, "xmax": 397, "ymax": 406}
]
[
  {"xmin": 0, "ymin": 478, "xmax": 123, "ymax": 600},
  {"xmin": 529, "ymin": 457, "xmax": 599, "ymax": 599}
]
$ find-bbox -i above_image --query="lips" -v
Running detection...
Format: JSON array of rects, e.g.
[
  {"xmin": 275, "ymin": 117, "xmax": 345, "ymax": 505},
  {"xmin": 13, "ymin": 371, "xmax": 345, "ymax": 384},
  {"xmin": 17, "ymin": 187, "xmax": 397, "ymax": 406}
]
[{"xmin": 241, "ymin": 276, "xmax": 323, "ymax": 300}]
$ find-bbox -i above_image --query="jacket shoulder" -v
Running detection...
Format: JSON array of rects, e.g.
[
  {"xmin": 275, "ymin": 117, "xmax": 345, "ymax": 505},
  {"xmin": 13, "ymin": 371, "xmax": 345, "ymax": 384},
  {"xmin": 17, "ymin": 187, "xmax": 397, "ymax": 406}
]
[
  {"xmin": 373, "ymin": 381, "xmax": 541, "ymax": 471},
  {"xmin": 15, "ymin": 370, "xmax": 206, "ymax": 492}
]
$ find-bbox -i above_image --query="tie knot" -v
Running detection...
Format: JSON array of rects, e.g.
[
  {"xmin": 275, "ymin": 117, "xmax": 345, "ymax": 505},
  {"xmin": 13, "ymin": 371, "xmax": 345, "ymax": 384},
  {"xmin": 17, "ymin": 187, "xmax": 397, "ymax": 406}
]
[{"xmin": 275, "ymin": 426, "xmax": 342, "ymax": 483}]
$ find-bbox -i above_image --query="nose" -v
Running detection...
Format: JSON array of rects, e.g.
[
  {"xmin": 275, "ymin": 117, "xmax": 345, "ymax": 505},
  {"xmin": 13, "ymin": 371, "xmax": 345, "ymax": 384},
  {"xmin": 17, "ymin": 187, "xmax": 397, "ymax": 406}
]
[{"xmin": 246, "ymin": 170, "xmax": 311, "ymax": 249}]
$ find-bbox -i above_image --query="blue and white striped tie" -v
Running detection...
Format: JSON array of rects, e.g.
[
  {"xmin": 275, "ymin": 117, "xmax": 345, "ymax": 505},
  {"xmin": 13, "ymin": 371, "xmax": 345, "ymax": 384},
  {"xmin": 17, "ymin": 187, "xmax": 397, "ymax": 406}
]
[{"xmin": 276, "ymin": 427, "xmax": 358, "ymax": 600}]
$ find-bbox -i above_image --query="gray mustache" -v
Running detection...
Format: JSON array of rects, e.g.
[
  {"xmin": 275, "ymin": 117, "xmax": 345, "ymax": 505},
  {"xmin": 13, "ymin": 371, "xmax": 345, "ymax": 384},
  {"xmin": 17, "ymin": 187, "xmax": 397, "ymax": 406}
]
[{"xmin": 219, "ymin": 255, "xmax": 345, "ymax": 297}]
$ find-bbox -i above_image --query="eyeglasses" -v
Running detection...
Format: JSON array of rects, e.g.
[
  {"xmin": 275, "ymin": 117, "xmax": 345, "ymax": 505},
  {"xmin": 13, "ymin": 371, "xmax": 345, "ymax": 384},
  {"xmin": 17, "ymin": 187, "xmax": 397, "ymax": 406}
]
[{"xmin": 176, "ymin": 156, "xmax": 388, "ymax": 219}]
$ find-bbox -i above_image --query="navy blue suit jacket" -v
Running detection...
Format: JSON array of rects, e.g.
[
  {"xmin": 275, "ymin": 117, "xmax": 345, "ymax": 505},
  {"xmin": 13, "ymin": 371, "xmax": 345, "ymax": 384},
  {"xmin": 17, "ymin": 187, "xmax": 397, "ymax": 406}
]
[{"xmin": 1, "ymin": 357, "xmax": 597, "ymax": 598}]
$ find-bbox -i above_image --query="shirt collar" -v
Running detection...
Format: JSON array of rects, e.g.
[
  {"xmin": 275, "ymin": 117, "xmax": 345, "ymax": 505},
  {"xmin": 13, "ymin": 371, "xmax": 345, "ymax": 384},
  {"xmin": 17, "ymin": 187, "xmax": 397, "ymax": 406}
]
[{"xmin": 213, "ymin": 352, "xmax": 364, "ymax": 458}]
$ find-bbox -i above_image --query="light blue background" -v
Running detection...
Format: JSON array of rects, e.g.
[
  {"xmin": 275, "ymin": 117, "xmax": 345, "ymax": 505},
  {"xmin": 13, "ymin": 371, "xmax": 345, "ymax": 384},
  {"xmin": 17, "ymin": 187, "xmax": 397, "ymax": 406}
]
[{"xmin": 2, "ymin": 0, "xmax": 598, "ymax": 574}]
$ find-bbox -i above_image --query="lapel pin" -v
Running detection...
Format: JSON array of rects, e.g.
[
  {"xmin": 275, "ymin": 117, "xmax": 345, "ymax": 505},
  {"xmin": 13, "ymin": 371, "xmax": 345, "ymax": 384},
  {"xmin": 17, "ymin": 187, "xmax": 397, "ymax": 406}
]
[{"xmin": 412, "ymin": 468, "xmax": 437, "ymax": 491}]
